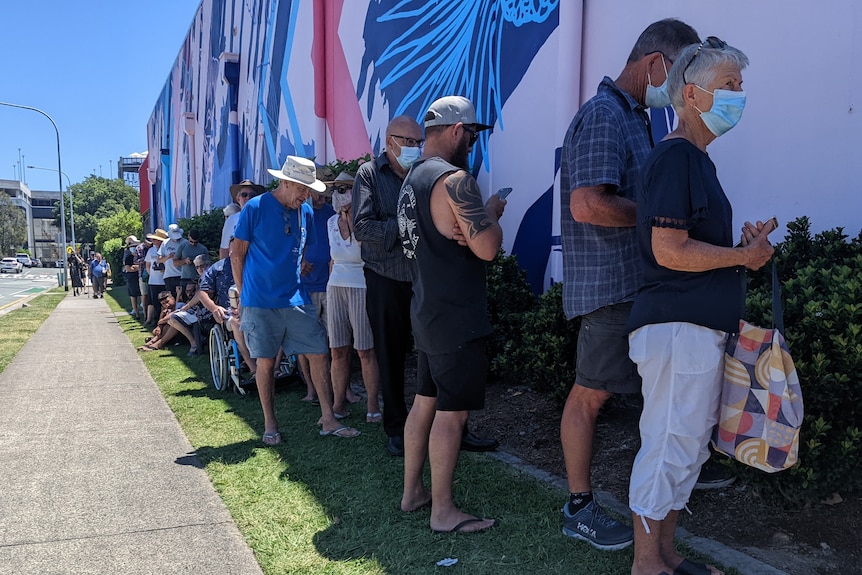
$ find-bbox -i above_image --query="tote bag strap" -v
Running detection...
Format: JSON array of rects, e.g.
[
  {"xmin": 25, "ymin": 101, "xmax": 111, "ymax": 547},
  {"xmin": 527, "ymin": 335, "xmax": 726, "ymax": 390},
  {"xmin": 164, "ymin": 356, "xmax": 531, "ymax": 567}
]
[{"xmin": 772, "ymin": 261, "xmax": 785, "ymax": 337}]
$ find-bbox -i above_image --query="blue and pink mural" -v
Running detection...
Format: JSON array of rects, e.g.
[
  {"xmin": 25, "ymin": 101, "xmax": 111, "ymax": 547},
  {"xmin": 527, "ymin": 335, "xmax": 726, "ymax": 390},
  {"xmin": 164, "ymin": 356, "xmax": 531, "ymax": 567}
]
[{"xmin": 148, "ymin": 0, "xmax": 580, "ymax": 292}]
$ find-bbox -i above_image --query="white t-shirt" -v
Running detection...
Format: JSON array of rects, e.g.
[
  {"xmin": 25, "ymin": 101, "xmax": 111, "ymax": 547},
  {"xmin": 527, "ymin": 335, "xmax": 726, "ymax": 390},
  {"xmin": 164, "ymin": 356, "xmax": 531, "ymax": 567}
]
[
  {"xmin": 145, "ymin": 246, "xmax": 164, "ymax": 284},
  {"xmin": 159, "ymin": 238, "xmax": 183, "ymax": 278},
  {"xmin": 327, "ymin": 215, "xmax": 365, "ymax": 288},
  {"xmin": 221, "ymin": 212, "xmax": 241, "ymax": 249}
]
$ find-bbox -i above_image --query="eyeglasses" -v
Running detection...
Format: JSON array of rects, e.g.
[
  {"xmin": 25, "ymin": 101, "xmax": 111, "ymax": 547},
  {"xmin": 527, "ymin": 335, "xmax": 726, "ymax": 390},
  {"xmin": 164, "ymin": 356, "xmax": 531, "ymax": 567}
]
[
  {"xmin": 195, "ymin": 264, "xmax": 207, "ymax": 270},
  {"xmin": 462, "ymin": 125, "xmax": 480, "ymax": 146},
  {"xmin": 390, "ymin": 134, "xmax": 424, "ymax": 147},
  {"xmin": 238, "ymin": 192, "xmax": 251, "ymax": 198},
  {"xmin": 282, "ymin": 210, "xmax": 293, "ymax": 235},
  {"xmin": 333, "ymin": 185, "xmax": 352, "ymax": 194},
  {"xmin": 683, "ymin": 36, "xmax": 727, "ymax": 84}
]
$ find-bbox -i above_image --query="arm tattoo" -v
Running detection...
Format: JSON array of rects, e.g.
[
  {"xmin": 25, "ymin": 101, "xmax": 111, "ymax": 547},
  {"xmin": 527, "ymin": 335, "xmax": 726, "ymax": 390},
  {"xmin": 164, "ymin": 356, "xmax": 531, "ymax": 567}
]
[{"xmin": 445, "ymin": 172, "xmax": 491, "ymax": 239}]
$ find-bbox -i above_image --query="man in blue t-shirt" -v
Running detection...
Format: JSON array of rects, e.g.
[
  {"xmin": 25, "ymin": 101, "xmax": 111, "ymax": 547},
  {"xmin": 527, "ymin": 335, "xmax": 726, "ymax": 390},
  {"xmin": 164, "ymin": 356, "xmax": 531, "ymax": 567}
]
[{"xmin": 231, "ymin": 156, "xmax": 359, "ymax": 445}]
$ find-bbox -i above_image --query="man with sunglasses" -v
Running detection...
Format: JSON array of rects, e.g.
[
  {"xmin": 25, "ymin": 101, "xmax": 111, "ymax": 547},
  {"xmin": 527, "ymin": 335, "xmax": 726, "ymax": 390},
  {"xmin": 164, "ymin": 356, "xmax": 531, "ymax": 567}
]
[
  {"xmin": 396, "ymin": 95, "xmax": 504, "ymax": 533},
  {"xmin": 175, "ymin": 229, "xmax": 209, "ymax": 290},
  {"xmin": 559, "ymin": 19, "xmax": 700, "ymax": 552},
  {"xmin": 221, "ymin": 179, "xmax": 265, "ymax": 259},
  {"xmin": 233, "ymin": 155, "xmax": 359, "ymax": 446}
]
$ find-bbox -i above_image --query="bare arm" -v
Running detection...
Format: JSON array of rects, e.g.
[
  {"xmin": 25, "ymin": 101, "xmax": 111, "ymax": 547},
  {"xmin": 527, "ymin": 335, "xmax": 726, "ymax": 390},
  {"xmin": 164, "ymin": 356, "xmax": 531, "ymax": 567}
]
[
  {"xmin": 570, "ymin": 184, "xmax": 636, "ymax": 227},
  {"xmin": 652, "ymin": 220, "xmax": 775, "ymax": 273},
  {"xmin": 442, "ymin": 171, "xmax": 503, "ymax": 262},
  {"xmin": 230, "ymin": 239, "xmax": 250, "ymax": 295}
]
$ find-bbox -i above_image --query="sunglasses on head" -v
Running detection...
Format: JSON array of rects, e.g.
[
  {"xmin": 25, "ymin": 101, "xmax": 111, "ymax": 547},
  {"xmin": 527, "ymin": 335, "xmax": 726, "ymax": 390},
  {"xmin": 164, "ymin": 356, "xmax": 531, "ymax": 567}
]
[{"xmin": 683, "ymin": 36, "xmax": 727, "ymax": 84}]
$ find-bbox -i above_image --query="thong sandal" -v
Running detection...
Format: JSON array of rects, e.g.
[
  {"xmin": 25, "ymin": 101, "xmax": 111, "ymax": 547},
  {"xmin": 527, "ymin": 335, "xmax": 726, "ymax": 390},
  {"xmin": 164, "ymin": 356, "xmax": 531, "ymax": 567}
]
[
  {"xmin": 673, "ymin": 559, "xmax": 713, "ymax": 575},
  {"xmin": 138, "ymin": 344, "xmax": 159, "ymax": 352},
  {"xmin": 319, "ymin": 425, "xmax": 360, "ymax": 438},
  {"xmin": 366, "ymin": 412, "xmax": 383, "ymax": 423},
  {"xmin": 262, "ymin": 432, "xmax": 282, "ymax": 446},
  {"xmin": 432, "ymin": 516, "xmax": 498, "ymax": 534}
]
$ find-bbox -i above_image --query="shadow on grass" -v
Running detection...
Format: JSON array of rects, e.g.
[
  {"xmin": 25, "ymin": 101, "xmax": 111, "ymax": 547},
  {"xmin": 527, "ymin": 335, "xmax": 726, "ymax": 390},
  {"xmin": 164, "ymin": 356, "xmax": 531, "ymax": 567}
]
[{"xmin": 104, "ymin": 286, "xmax": 649, "ymax": 575}]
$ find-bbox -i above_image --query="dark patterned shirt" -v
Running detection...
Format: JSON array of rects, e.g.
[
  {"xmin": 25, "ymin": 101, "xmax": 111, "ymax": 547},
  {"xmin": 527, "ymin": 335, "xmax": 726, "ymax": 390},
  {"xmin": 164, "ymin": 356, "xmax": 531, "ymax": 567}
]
[
  {"xmin": 560, "ymin": 76, "xmax": 652, "ymax": 319},
  {"xmin": 353, "ymin": 153, "xmax": 413, "ymax": 282},
  {"xmin": 199, "ymin": 257, "xmax": 234, "ymax": 309}
]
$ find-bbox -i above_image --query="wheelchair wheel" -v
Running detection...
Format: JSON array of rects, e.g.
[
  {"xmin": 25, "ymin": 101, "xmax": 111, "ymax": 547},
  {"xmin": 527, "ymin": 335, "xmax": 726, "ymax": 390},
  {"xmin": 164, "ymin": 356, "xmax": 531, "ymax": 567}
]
[
  {"xmin": 208, "ymin": 325, "xmax": 230, "ymax": 391},
  {"xmin": 230, "ymin": 339, "xmax": 248, "ymax": 396}
]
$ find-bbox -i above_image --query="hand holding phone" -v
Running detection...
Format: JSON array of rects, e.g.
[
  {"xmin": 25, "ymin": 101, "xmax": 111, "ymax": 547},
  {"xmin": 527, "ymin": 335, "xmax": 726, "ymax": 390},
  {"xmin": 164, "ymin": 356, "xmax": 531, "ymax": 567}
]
[
  {"xmin": 736, "ymin": 216, "xmax": 779, "ymax": 247},
  {"xmin": 497, "ymin": 187, "xmax": 513, "ymax": 200}
]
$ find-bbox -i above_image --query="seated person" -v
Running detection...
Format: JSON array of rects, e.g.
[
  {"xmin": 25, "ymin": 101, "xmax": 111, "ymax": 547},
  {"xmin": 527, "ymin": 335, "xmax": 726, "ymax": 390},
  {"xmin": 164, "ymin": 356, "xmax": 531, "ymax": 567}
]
[
  {"xmin": 195, "ymin": 250, "xmax": 257, "ymax": 381},
  {"xmin": 167, "ymin": 280, "xmax": 213, "ymax": 356},
  {"xmin": 139, "ymin": 291, "xmax": 183, "ymax": 351}
]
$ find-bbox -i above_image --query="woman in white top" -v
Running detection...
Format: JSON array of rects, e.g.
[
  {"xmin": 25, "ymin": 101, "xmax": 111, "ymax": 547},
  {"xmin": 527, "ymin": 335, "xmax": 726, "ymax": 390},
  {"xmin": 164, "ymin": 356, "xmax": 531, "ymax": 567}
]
[{"xmin": 327, "ymin": 178, "xmax": 382, "ymax": 423}]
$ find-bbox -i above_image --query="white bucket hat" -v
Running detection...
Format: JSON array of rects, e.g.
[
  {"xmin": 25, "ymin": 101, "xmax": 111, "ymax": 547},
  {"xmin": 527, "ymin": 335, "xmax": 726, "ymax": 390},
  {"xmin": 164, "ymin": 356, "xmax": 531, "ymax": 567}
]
[
  {"xmin": 167, "ymin": 223, "xmax": 184, "ymax": 240},
  {"xmin": 267, "ymin": 156, "xmax": 326, "ymax": 193}
]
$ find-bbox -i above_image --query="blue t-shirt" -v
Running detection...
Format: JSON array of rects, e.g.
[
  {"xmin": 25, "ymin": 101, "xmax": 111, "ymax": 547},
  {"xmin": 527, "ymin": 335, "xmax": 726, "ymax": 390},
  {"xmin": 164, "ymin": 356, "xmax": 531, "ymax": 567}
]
[
  {"xmin": 233, "ymin": 192, "xmax": 315, "ymax": 308},
  {"xmin": 302, "ymin": 203, "xmax": 335, "ymax": 292}
]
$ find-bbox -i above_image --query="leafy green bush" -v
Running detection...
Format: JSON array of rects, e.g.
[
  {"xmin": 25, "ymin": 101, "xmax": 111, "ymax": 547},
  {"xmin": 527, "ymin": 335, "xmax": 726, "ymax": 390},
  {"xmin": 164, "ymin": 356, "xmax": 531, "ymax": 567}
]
[
  {"xmin": 486, "ymin": 254, "xmax": 580, "ymax": 402},
  {"xmin": 741, "ymin": 217, "xmax": 862, "ymax": 504},
  {"xmin": 103, "ymin": 238, "xmax": 126, "ymax": 287}
]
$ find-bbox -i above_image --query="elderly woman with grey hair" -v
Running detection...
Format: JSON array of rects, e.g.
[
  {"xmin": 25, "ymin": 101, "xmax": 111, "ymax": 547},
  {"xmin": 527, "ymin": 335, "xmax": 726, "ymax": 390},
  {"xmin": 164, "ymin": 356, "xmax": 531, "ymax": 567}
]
[{"xmin": 625, "ymin": 37, "xmax": 776, "ymax": 575}]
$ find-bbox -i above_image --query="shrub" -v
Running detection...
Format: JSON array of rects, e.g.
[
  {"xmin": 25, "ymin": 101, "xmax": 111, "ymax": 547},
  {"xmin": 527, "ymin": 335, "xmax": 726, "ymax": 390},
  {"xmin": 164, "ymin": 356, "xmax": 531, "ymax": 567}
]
[
  {"xmin": 103, "ymin": 238, "xmax": 126, "ymax": 286},
  {"xmin": 486, "ymin": 251, "xmax": 537, "ymax": 381},
  {"xmin": 741, "ymin": 217, "xmax": 862, "ymax": 505}
]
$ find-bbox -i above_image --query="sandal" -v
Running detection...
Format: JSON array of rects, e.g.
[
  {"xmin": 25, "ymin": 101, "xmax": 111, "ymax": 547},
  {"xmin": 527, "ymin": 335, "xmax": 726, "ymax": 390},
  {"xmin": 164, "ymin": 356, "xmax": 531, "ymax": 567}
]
[
  {"xmin": 262, "ymin": 432, "xmax": 282, "ymax": 446},
  {"xmin": 366, "ymin": 412, "xmax": 383, "ymax": 423},
  {"xmin": 138, "ymin": 344, "xmax": 159, "ymax": 352}
]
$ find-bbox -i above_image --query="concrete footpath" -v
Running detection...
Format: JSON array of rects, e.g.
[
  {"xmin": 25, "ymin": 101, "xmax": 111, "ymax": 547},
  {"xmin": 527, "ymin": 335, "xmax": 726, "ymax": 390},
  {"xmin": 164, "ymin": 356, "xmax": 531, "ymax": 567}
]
[{"xmin": 0, "ymin": 293, "xmax": 263, "ymax": 575}]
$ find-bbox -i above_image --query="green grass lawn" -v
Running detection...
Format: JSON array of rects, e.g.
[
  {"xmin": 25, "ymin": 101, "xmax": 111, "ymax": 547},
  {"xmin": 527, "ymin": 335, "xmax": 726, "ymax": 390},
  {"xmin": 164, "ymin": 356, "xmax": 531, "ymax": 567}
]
[
  {"xmin": 0, "ymin": 287, "xmax": 66, "ymax": 374},
  {"xmin": 104, "ymin": 285, "xmax": 732, "ymax": 575}
]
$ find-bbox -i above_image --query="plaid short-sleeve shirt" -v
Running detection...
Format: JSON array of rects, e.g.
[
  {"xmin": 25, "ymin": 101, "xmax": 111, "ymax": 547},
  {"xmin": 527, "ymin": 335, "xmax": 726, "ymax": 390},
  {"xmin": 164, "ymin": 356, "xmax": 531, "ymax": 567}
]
[{"xmin": 560, "ymin": 77, "xmax": 653, "ymax": 319}]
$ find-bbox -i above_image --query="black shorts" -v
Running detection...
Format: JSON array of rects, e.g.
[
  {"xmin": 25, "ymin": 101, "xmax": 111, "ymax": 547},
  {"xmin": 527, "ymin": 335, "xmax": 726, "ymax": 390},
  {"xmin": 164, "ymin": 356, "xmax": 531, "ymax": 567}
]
[
  {"xmin": 125, "ymin": 273, "xmax": 142, "ymax": 297},
  {"xmin": 575, "ymin": 302, "xmax": 641, "ymax": 394},
  {"xmin": 164, "ymin": 276, "xmax": 182, "ymax": 298},
  {"xmin": 148, "ymin": 283, "xmax": 165, "ymax": 305},
  {"xmin": 415, "ymin": 338, "xmax": 487, "ymax": 411}
]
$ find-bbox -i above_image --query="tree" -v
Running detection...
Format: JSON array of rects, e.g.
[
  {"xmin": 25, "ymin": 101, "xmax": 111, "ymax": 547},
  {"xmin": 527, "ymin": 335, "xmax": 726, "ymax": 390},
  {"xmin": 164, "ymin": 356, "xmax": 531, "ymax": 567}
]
[
  {"xmin": 54, "ymin": 176, "xmax": 139, "ymax": 244},
  {"xmin": 94, "ymin": 208, "xmax": 142, "ymax": 253},
  {"xmin": 0, "ymin": 194, "xmax": 26, "ymax": 256}
]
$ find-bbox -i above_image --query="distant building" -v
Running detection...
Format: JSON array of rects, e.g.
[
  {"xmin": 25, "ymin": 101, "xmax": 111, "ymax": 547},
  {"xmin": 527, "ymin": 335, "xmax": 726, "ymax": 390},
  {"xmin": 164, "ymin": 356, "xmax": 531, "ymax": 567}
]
[{"xmin": 0, "ymin": 178, "xmax": 63, "ymax": 261}]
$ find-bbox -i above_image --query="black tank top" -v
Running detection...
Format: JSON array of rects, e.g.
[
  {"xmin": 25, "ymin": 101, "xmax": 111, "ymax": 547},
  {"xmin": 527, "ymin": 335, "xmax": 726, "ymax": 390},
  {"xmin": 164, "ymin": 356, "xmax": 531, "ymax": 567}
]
[{"xmin": 397, "ymin": 157, "xmax": 491, "ymax": 354}]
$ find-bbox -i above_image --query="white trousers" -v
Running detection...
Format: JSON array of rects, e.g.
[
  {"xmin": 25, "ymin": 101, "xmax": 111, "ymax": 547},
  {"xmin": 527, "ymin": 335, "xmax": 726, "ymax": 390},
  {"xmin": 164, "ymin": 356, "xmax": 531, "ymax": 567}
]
[{"xmin": 628, "ymin": 322, "xmax": 727, "ymax": 520}]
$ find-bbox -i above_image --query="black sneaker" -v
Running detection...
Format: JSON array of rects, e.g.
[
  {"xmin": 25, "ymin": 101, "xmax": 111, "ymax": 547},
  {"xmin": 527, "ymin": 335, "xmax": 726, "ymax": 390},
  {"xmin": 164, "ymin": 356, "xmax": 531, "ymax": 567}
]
[
  {"xmin": 562, "ymin": 500, "xmax": 633, "ymax": 551},
  {"xmin": 694, "ymin": 459, "xmax": 736, "ymax": 490}
]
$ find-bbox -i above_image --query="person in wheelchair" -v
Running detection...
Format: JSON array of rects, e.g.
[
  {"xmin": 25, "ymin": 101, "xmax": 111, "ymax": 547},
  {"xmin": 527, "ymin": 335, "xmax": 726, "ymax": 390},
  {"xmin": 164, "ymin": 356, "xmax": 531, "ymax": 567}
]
[{"xmin": 195, "ymin": 250, "xmax": 256, "ymax": 383}]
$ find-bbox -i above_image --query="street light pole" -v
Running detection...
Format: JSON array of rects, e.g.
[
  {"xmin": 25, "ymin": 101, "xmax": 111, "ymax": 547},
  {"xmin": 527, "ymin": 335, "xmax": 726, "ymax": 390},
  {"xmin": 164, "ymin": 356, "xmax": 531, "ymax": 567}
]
[
  {"xmin": 1, "ymin": 101, "xmax": 68, "ymax": 291},
  {"xmin": 27, "ymin": 165, "xmax": 76, "ymax": 250}
]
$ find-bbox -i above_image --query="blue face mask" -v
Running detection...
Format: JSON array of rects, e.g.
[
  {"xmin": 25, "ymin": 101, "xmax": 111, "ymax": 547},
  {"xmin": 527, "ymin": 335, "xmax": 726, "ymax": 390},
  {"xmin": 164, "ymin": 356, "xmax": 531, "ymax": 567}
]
[
  {"xmin": 645, "ymin": 54, "xmax": 671, "ymax": 109},
  {"xmin": 395, "ymin": 145, "xmax": 421, "ymax": 169},
  {"xmin": 694, "ymin": 86, "xmax": 747, "ymax": 137}
]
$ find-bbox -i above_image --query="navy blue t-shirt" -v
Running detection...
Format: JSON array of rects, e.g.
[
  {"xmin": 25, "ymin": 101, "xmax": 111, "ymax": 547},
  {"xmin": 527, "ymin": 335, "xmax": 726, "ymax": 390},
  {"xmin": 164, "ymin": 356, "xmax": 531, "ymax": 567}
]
[{"xmin": 627, "ymin": 138, "xmax": 745, "ymax": 334}]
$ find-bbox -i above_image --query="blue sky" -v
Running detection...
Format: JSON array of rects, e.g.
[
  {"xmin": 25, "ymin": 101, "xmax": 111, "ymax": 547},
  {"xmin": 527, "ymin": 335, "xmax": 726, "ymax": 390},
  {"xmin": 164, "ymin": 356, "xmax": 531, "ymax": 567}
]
[{"xmin": 1, "ymin": 0, "xmax": 201, "ymax": 192}]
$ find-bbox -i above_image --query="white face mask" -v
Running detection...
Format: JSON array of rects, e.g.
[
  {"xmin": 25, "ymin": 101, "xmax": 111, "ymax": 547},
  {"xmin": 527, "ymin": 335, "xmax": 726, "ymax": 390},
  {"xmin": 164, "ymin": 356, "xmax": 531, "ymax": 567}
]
[
  {"xmin": 645, "ymin": 54, "xmax": 671, "ymax": 109},
  {"xmin": 395, "ymin": 145, "xmax": 421, "ymax": 169}
]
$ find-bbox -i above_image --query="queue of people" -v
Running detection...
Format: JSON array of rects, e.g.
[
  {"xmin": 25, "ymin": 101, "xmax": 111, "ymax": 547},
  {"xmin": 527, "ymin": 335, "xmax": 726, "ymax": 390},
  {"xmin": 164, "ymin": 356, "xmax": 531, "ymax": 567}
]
[{"xmin": 119, "ymin": 18, "xmax": 774, "ymax": 574}]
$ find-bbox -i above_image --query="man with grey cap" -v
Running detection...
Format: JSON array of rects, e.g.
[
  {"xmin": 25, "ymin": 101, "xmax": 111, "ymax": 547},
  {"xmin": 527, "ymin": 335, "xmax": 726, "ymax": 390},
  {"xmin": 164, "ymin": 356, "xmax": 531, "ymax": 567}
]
[
  {"xmin": 232, "ymin": 155, "xmax": 359, "ymax": 445},
  {"xmin": 396, "ymin": 95, "xmax": 505, "ymax": 533}
]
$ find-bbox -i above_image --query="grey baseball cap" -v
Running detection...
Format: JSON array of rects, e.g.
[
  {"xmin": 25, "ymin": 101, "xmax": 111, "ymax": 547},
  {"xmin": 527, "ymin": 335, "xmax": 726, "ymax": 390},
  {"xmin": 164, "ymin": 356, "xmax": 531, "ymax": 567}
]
[{"xmin": 423, "ymin": 96, "xmax": 492, "ymax": 131}]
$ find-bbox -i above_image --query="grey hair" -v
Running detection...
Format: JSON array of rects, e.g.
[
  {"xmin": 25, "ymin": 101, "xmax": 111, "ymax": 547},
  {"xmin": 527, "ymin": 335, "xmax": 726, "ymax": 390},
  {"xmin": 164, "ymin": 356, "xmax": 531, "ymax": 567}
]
[
  {"xmin": 223, "ymin": 202, "xmax": 240, "ymax": 217},
  {"xmin": 627, "ymin": 19, "xmax": 700, "ymax": 63},
  {"xmin": 193, "ymin": 253, "xmax": 212, "ymax": 267},
  {"xmin": 668, "ymin": 41, "xmax": 749, "ymax": 110}
]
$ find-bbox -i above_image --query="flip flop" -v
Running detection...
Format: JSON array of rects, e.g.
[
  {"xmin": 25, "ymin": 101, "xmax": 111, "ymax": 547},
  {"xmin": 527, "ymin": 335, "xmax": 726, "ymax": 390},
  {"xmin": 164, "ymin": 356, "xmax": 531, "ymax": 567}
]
[
  {"xmin": 366, "ymin": 412, "xmax": 383, "ymax": 423},
  {"xmin": 319, "ymin": 425, "xmax": 360, "ymax": 438},
  {"xmin": 673, "ymin": 559, "xmax": 713, "ymax": 575},
  {"xmin": 432, "ymin": 516, "xmax": 498, "ymax": 534},
  {"xmin": 138, "ymin": 344, "xmax": 159, "ymax": 352},
  {"xmin": 262, "ymin": 432, "xmax": 282, "ymax": 446},
  {"xmin": 333, "ymin": 411, "xmax": 350, "ymax": 420}
]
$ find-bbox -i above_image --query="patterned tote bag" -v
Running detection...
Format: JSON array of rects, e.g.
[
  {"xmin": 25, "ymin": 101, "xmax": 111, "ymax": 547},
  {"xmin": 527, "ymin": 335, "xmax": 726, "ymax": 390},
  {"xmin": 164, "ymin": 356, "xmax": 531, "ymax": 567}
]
[{"xmin": 712, "ymin": 264, "xmax": 804, "ymax": 473}]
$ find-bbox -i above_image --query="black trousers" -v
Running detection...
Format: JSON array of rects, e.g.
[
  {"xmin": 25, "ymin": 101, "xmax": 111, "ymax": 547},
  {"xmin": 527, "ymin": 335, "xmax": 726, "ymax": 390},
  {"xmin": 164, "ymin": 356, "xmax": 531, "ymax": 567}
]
[{"xmin": 364, "ymin": 268, "xmax": 413, "ymax": 438}]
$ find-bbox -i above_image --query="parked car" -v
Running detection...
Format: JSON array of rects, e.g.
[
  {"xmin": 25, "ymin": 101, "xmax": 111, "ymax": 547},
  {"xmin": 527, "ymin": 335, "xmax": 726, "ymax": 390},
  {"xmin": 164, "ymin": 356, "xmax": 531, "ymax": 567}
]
[
  {"xmin": 56, "ymin": 260, "xmax": 66, "ymax": 269},
  {"xmin": 16, "ymin": 253, "xmax": 32, "ymax": 267},
  {"xmin": 30, "ymin": 258, "xmax": 41, "ymax": 267},
  {"xmin": 1, "ymin": 257, "xmax": 24, "ymax": 273}
]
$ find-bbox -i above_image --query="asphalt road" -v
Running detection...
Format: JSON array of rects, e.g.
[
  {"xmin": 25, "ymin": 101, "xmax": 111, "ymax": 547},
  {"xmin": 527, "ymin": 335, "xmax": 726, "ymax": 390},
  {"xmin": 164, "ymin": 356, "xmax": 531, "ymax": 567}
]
[{"xmin": 0, "ymin": 268, "xmax": 64, "ymax": 314}]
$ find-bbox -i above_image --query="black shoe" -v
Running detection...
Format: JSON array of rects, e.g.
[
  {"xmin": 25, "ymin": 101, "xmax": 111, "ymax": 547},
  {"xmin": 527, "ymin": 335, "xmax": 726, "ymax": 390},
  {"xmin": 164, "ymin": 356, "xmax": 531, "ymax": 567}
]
[
  {"xmin": 461, "ymin": 429, "xmax": 499, "ymax": 452},
  {"xmin": 694, "ymin": 458, "xmax": 736, "ymax": 490},
  {"xmin": 386, "ymin": 435, "xmax": 404, "ymax": 457}
]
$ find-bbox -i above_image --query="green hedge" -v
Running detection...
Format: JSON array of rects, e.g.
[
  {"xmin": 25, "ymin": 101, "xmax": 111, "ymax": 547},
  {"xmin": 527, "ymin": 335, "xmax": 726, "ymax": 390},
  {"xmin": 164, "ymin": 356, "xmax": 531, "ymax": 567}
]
[{"xmin": 487, "ymin": 217, "xmax": 862, "ymax": 505}]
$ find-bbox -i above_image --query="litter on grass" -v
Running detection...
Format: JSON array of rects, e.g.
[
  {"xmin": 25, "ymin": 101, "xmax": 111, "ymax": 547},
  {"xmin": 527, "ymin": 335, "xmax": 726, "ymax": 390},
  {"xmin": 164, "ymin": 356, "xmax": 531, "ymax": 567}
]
[{"xmin": 436, "ymin": 557, "xmax": 458, "ymax": 567}]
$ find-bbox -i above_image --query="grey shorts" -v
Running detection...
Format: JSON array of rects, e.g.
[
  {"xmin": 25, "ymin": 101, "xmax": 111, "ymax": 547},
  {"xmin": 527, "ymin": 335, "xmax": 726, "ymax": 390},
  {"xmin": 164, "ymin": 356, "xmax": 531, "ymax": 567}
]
[
  {"xmin": 326, "ymin": 285, "xmax": 373, "ymax": 350},
  {"xmin": 240, "ymin": 305, "xmax": 328, "ymax": 359},
  {"xmin": 575, "ymin": 302, "xmax": 641, "ymax": 394}
]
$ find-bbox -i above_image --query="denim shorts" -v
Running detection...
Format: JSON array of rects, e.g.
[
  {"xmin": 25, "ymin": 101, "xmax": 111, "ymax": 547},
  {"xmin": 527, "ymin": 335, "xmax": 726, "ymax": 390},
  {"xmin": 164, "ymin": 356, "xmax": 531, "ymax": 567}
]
[
  {"xmin": 240, "ymin": 305, "xmax": 328, "ymax": 359},
  {"xmin": 575, "ymin": 302, "xmax": 641, "ymax": 394}
]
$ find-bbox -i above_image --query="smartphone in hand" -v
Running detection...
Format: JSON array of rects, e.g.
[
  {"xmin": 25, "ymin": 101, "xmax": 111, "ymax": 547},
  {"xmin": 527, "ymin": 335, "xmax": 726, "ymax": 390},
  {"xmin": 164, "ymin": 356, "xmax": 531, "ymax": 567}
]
[
  {"xmin": 736, "ymin": 216, "xmax": 779, "ymax": 247},
  {"xmin": 497, "ymin": 187, "xmax": 513, "ymax": 200}
]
